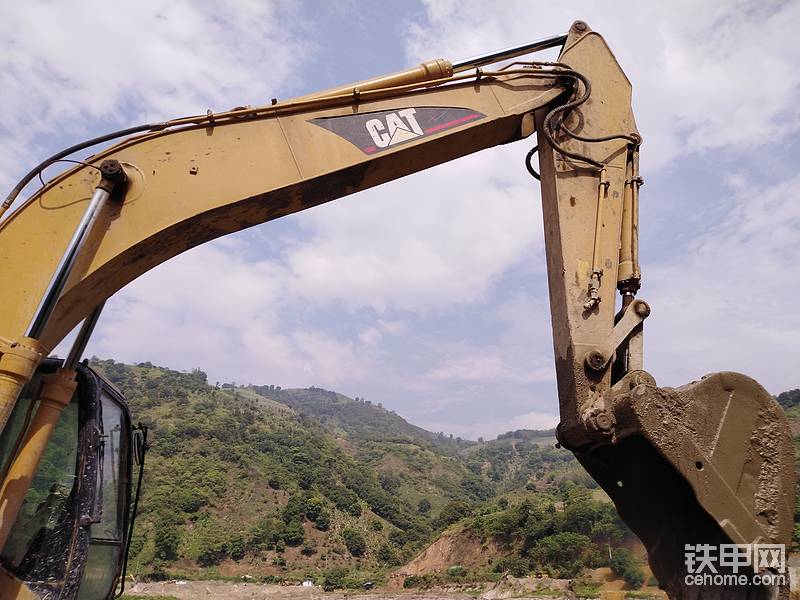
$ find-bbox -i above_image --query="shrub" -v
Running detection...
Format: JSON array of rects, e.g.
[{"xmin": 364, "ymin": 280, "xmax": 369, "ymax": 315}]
[
  {"xmin": 448, "ymin": 565, "xmax": 467, "ymax": 578},
  {"xmin": 227, "ymin": 534, "xmax": 245, "ymax": 560},
  {"xmin": 314, "ymin": 510, "xmax": 331, "ymax": 531},
  {"xmin": 342, "ymin": 527, "xmax": 367, "ymax": 557},
  {"xmin": 377, "ymin": 543, "xmax": 399, "ymax": 565},
  {"xmin": 403, "ymin": 574, "xmax": 436, "ymax": 589},
  {"xmin": 301, "ymin": 540, "xmax": 317, "ymax": 556},
  {"xmin": 323, "ymin": 567, "xmax": 347, "ymax": 591},
  {"xmin": 283, "ymin": 521, "xmax": 305, "ymax": 546},
  {"xmin": 531, "ymin": 532, "xmax": 594, "ymax": 578},
  {"xmin": 153, "ymin": 515, "xmax": 180, "ymax": 561},
  {"xmin": 610, "ymin": 548, "xmax": 645, "ymax": 589}
]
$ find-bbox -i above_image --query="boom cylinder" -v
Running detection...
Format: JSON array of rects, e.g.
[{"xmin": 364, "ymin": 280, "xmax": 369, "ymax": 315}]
[
  {"xmin": 25, "ymin": 160, "xmax": 125, "ymax": 340},
  {"xmin": 302, "ymin": 59, "xmax": 454, "ymax": 101},
  {"xmin": 0, "ymin": 165, "xmax": 126, "ymax": 550}
]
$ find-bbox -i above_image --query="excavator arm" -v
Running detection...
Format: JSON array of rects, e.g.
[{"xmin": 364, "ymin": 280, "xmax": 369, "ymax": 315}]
[{"xmin": 0, "ymin": 21, "xmax": 793, "ymax": 600}]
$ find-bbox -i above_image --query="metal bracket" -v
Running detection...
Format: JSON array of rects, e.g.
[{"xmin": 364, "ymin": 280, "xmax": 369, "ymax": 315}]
[{"xmin": 584, "ymin": 298, "xmax": 650, "ymax": 371}]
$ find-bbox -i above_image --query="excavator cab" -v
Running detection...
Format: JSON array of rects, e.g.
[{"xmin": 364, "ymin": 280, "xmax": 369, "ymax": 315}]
[{"xmin": 0, "ymin": 359, "xmax": 142, "ymax": 600}]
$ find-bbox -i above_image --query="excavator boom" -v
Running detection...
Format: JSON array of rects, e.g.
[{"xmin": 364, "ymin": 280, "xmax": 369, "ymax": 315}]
[{"xmin": 0, "ymin": 21, "xmax": 793, "ymax": 600}]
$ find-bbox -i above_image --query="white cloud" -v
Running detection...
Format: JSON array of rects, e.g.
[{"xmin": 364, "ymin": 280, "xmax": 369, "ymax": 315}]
[
  {"xmin": 284, "ymin": 146, "xmax": 544, "ymax": 312},
  {"xmin": 405, "ymin": 0, "xmax": 800, "ymax": 171},
  {"xmin": 0, "ymin": 0, "xmax": 309, "ymax": 191},
  {"xmin": 645, "ymin": 172, "xmax": 800, "ymax": 393},
  {"xmin": 88, "ymin": 241, "xmax": 381, "ymax": 388}
]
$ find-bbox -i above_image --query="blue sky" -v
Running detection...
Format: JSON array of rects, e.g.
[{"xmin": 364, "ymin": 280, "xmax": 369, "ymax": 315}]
[{"xmin": 2, "ymin": 1, "xmax": 798, "ymax": 439}]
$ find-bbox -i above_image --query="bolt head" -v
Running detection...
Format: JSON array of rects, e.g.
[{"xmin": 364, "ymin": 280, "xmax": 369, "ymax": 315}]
[
  {"xmin": 585, "ymin": 349, "xmax": 607, "ymax": 371},
  {"xmin": 582, "ymin": 407, "xmax": 616, "ymax": 438},
  {"xmin": 573, "ymin": 21, "xmax": 588, "ymax": 32},
  {"xmin": 99, "ymin": 159, "xmax": 125, "ymax": 182},
  {"xmin": 634, "ymin": 300, "xmax": 651, "ymax": 318},
  {"xmin": 595, "ymin": 412, "xmax": 612, "ymax": 429}
]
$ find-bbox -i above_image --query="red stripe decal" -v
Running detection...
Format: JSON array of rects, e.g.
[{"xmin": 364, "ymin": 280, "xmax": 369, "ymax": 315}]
[{"xmin": 423, "ymin": 113, "xmax": 482, "ymax": 134}]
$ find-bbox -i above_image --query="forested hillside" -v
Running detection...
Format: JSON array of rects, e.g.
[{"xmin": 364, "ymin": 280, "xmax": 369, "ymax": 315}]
[{"xmin": 92, "ymin": 359, "xmax": 797, "ymax": 590}]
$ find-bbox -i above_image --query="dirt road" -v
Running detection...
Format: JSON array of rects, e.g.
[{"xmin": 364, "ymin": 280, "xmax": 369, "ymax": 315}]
[{"xmin": 124, "ymin": 581, "xmax": 480, "ymax": 600}]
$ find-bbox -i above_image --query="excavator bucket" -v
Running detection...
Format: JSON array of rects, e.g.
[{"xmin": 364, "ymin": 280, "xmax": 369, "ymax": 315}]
[{"xmin": 576, "ymin": 371, "xmax": 795, "ymax": 598}]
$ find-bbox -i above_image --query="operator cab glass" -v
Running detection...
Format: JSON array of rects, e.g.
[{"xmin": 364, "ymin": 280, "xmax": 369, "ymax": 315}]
[{"xmin": 0, "ymin": 360, "xmax": 134, "ymax": 600}]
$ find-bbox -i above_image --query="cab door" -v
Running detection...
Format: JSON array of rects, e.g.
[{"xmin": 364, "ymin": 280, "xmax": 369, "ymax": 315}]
[{"xmin": 76, "ymin": 368, "xmax": 132, "ymax": 600}]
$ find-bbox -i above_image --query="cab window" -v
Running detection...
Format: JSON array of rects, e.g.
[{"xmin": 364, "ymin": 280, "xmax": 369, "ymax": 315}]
[{"xmin": 77, "ymin": 388, "xmax": 129, "ymax": 600}]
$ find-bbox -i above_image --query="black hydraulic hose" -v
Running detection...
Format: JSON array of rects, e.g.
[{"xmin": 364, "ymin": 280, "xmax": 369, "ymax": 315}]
[
  {"xmin": 525, "ymin": 145, "xmax": 541, "ymax": 180},
  {"xmin": 116, "ymin": 423, "xmax": 149, "ymax": 598},
  {"xmin": 540, "ymin": 67, "xmax": 640, "ymax": 169},
  {"xmin": 1, "ymin": 122, "xmax": 167, "ymax": 217}
]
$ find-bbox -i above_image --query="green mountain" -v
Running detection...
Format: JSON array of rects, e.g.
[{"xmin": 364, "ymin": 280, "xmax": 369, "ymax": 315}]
[
  {"xmin": 91, "ymin": 358, "xmax": 797, "ymax": 590},
  {"xmin": 249, "ymin": 384, "xmax": 472, "ymax": 453},
  {"xmin": 92, "ymin": 358, "xmax": 591, "ymax": 584}
]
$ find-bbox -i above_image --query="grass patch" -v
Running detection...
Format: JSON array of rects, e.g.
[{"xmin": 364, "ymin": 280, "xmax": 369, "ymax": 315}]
[
  {"xmin": 624, "ymin": 592, "xmax": 659, "ymax": 599},
  {"xmin": 573, "ymin": 582, "xmax": 601, "ymax": 597},
  {"xmin": 530, "ymin": 590, "xmax": 565, "ymax": 598}
]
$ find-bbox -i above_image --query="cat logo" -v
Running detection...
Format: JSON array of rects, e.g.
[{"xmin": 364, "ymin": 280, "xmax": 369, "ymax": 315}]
[
  {"xmin": 310, "ymin": 107, "xmax": 486, "ymax": 155},
  {"xmin": 365, "ymin": 108, "xmax": 423, "ymax": 149}
]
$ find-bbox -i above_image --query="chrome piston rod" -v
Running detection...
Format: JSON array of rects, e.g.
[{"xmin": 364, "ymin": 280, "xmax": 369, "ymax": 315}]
[
  {"xmin": 451, "ymin": 33, "xmax": 568, "ymax": 73},
  {"xmin": 25, "ymin": 160, "xmax": 125, "ymax": 340},
  {"xmin": 63, "ymin": 301, "xmax": 105, "ymax": 370}
]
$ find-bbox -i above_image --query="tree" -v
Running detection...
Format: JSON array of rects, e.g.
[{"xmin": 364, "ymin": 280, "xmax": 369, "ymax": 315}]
[
  {"xmin": 610, "ymin": 548, "xmax": 645, "ymax": 589},
  {"xmin": 282, "ymin": 494, "xmax": 306, "ymax": 523},
  {"xmin": 323, "ymin": 567, "xmax": 347, "ymax": 591},
  {"xmin": 777, "ymin": 389, "xmax": 800, "ymax": 409},
  {"xmin": 315, "ymin": 509, "xmax": 331, "ymax": 531},
  {"xmin": 531, "ymin": 532, "xmax": 595, "ymax": 578},
  {"xmin": 493, "ymin": 556, "xmax": 530, "ymax": 577},
  {"xmin": 377, "ymin": 543, "xmax": 399, "ymax": 565},
  {"xmin": 154, "ymin": 514, "xmax": 180, "ymax": 560},
  {"xmin": 283, "ymin": 520, "xmax": 305, "ymax": 546},
  {"xmin": 342, "ymin": 527, "xmax": 367, "ymax": 557},
  {"xmin": 305, "ymin": 496, "xmax": 324, "ymax": 521},
  {"xmin": 562, "ymin": 499, "xmax": 597, "ymax": 535},
  {"xmin": 417, "ymin": 498, "xmax": 431, "ymax": 514},
  {"xmin": 437, "ymin": 500, "xmax": 471, "ymax": 527},
  {"xmin": 379, "ymin": 472, "xmax": 401, "ymax": 493}
]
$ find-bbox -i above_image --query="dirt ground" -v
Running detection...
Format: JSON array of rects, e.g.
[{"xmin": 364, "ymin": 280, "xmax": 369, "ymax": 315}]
[
  {"xmin": 125, "ymin": 580, "xmax": 479, "ymax": 600},
  {"xmin": 124, "ymin": 574, "xmax": 663, "ymax": 600}
]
